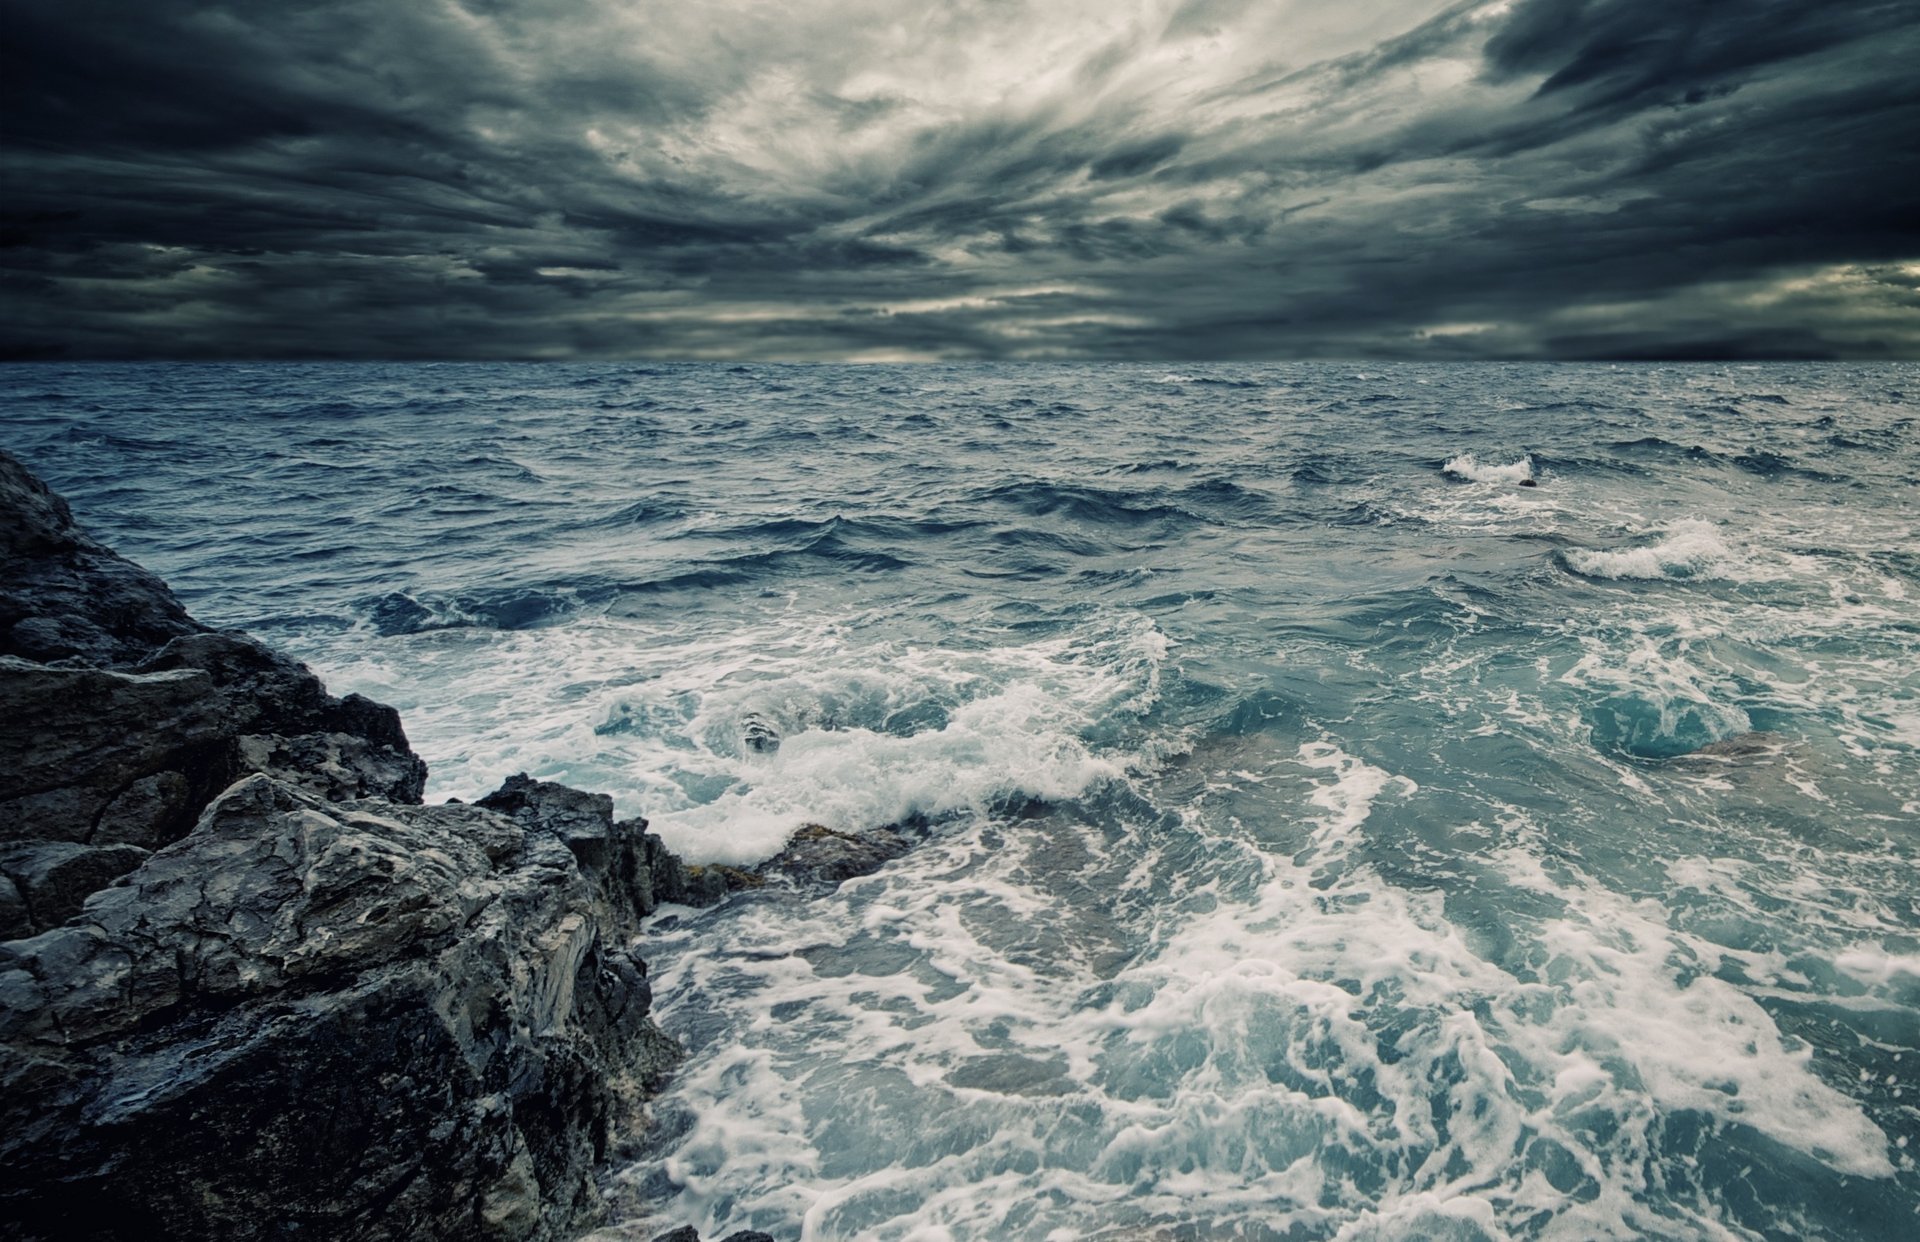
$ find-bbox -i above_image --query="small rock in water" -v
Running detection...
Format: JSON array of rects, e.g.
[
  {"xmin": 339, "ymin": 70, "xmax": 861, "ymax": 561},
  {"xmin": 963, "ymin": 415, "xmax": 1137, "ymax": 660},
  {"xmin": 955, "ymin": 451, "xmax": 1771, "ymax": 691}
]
[
  {"xmin": 1519, "ymin": 477, "xmax": 1539, "ymax": 487},
  {"xmin": 740, "ymin": 712, "xmax": 781, "ymax": 755}
]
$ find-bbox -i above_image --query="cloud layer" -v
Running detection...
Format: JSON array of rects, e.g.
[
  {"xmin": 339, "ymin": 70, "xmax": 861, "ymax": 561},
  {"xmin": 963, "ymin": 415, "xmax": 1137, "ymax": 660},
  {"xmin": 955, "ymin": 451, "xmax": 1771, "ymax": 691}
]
[{"xmin": 5, "ymin": 0, "xmax": 1918, "ymax": 359}]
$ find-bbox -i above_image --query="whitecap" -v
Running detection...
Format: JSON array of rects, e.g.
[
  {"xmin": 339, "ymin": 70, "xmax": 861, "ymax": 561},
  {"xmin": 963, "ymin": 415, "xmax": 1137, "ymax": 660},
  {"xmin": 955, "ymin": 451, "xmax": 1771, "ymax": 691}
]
[
  {"xmin": 1562, "ymin": 518, "xmax": 1738, "ymax": 581},
  {"xmin": 1442, "ymin": 453, "xmax": 1534, "ymax": 484}
]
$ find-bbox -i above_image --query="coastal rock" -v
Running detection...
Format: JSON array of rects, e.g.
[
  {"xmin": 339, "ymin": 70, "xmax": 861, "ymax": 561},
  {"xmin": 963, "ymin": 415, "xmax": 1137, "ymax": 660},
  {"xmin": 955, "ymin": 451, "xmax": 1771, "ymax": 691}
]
[
  {"xmin": 759, "ymin": 822, "xmax": 910, "ymax": 891},
  {"xmin": 478, "ymin": 774, "xmax": 742, "ymax": 922},
  {"xmin": 0, "ymin": 872, "xmax": 29, "ymax": 940},
  {"xmin": 0, "ymin": 450, "xmax": 425, "ymax": 887},
  {"xmin": 0, "ymin": 774, "xmax": 680, "ymax": 1240},
  {"xmin": 0, "ymin": 839, "xmax": 150, "ymax": 934},
  {"xmin": 234, "ymin": 729, "xmax": 429, "ymax": 803},
  {"xmin": 0, "ymin": 450, "xmax": 198, "ymax": 666},
  {"xmin": 0, "ymin": 656, "xmax": 230, "ymax": 847},
  {"xmin": 1, "ymin": 451, "xmax": 695, "ymax": 1239}
]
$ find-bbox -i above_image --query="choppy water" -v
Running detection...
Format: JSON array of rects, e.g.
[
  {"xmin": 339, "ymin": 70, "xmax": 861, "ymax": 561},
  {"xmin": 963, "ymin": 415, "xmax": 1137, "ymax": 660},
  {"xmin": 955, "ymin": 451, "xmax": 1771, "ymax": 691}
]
[{"xmin": 5, "ymin": 362, "xmax": 1918, "ymax": 1240}]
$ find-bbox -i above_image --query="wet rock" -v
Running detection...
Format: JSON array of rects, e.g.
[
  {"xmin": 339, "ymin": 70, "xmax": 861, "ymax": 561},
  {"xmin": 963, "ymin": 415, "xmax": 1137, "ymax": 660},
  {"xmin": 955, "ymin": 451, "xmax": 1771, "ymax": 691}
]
[
  {"xmin": 759, "ymin": 822, "xmax": 911, "ymax": 891},
  {"xmin": 477, "ymin": 775, "xmax": 740, "ymax": 922},
  {"xmin": 481, "ymin": 774, "xmax": 659, "ymax": 932},
  {"xmin": 638, "ymin": 829, "xmax": 729, "ymax": 909},
  {"xmin": 0, "ymin": 775, "xmax": 680, "ymax": 1240},
  {"xmin": 0, "ymin": 450, "xmax": 199, "ymax": 666},
  {"xmin": 235, "ymin": 730, "xmax": 428, "ymax": 803},
  {"xmin": 136, "ymin": 629, "xmax": 421, "ymax": 766},
  {"xmin": 0, "ymin": 872, "xmax": 30, "ymax": 940},
  {"xmin": 0, "ymin": 657, "xmax": 233, "ymax": 847},
  {"xmin": 0, "ymin": 458, "xmax": 425, "ymax": 913},
  {"xmin": 0, "ymin": 840, "xmax": 149, "ymax": 934}
]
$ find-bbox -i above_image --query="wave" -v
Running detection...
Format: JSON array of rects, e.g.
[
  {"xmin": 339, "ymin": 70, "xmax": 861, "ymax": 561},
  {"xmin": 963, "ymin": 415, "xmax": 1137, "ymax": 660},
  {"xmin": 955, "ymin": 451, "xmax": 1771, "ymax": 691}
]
[
  {"xmin": 361, "ymin": 587, "xmax": 575, "ymax": 635},
  {"xmin": 1443, "ymin": 453, "xmax": 1534, "ymax": 484},
  {"xmin": 1560, "ymin": 519, "xmax": 1736, "ymax": 581},
  {"xmin": 975, "ymin": 480, "xmax": 1199, "ymax": 528}
]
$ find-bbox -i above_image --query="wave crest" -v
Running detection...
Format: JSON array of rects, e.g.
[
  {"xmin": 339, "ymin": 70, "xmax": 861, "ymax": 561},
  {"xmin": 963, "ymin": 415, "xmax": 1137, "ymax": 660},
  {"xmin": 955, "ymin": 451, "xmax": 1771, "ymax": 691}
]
[{"xmin": 1443, "ymin": 453, "xmax": 1534, "ymax": 484}]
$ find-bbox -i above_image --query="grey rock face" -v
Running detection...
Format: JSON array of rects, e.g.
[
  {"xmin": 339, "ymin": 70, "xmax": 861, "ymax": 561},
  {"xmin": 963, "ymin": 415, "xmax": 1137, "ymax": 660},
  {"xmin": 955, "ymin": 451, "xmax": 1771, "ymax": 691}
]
[
  {"xmin": 234, "ymin": 730, "xmax": 429, "ymax": 803},
  {"xmin": 0, "ymin": 450, "xmax": 199, "ymax": 666},
  {"xmin": 0, "ymin": 840, "xmax": 150, "ymax": 934},
  {"xmin": 479, "ymin": 774, "xmax": 736, "ymax": 925},
  {"xmin": 0, "ymin": 657, "xmax": 230, "ymax": 848},
  {"xmin": 0, "ymin": 775, "xmax": 680, "ymax": 1240}
]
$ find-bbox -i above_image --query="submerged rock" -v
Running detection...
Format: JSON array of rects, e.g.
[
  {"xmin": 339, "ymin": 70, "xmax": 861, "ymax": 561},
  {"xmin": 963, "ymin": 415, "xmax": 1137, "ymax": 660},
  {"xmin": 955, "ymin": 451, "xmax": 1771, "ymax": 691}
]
[{"xmin": 1674, "ymin": 730, "xmax": 1787, "ymax": 762}]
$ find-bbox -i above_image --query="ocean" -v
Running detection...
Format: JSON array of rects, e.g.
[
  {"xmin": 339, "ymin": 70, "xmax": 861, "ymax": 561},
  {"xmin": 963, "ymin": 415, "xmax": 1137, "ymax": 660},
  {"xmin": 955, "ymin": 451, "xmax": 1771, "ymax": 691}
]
[{"xmin": 4, "ymin": 361, "xmax": 1916, "ymax": 1240}]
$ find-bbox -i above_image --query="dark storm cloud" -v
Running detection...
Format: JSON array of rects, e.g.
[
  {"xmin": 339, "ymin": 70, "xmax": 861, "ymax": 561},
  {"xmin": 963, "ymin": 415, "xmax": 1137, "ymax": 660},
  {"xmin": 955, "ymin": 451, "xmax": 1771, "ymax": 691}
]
[{"xmin": 2, "ymin": 0, "xmax": 1916, "ymax": 360}]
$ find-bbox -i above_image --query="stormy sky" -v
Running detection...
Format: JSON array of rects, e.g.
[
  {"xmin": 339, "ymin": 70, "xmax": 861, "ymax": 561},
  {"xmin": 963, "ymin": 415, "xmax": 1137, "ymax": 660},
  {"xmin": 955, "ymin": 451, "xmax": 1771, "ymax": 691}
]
[{"xmin": 4, "ymin": 1, "xmax": 1918, "ymax": 361}]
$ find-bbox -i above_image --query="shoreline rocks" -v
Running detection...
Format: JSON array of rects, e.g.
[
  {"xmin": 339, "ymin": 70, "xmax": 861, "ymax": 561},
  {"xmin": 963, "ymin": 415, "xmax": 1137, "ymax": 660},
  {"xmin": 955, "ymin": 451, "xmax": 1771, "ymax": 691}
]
[
  {"xmin": 0, "ymin": 450, "xmax": 692, "ymax": 1239},
  {"xmin": 0, "ymin": 448, "xmax": 913, "ymax": 1239}
]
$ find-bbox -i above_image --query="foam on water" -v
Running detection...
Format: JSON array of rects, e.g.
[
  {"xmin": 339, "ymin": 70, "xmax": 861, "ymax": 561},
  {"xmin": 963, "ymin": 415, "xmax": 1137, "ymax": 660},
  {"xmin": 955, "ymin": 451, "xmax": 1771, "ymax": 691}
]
[
  {"xmin": 314, "ymin": 607, "xmax": 1168, "ymax": 864},
  {"xmin": 1561, "ymin": 518, "xmax": 1741, "ymax": 581},
  {"xmin": 1443, "ymin": 453, "xmax": 1535, "ymax": 484},
  {"xmin": 621, "ymin": 740, "xmax": 1901, "ymax": 1239}
]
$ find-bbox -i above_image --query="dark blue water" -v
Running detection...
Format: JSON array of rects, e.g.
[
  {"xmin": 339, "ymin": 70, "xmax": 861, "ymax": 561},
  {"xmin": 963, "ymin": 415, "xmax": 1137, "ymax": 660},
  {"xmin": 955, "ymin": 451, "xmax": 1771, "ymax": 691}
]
[{"xmin": 5, "ymin": 362, "xmax": 1917, "ymax": 1240}]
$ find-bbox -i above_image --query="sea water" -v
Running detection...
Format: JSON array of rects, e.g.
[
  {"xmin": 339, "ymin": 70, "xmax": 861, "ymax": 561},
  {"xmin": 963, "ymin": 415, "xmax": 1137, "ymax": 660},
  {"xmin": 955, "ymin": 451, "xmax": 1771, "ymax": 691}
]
[{"xmin": 4, "ymin": 362, "xmax": 1916, "ymax": 1240}]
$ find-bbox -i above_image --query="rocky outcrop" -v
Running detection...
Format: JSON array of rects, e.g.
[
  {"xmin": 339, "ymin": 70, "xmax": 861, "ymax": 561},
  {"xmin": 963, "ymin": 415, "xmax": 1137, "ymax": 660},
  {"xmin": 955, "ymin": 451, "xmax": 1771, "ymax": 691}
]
[
  {"xmin": 0, "ymin": 775, "xmax": 682, "ymax": 1240},
  {"xmin": 1, "ymin": 449, "xmax": 425, "ymax": 884},
  {"xmin": 0, "ymin": 452, "xmax": 198, "ymax": 666},
  {"xmin": 0, "ymin": 451, "xmax": 686, "ymax": 1239}
]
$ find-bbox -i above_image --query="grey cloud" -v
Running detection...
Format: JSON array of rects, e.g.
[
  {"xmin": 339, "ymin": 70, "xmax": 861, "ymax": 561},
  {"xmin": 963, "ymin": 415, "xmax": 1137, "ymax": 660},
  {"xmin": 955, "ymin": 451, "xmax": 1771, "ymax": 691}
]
[{"xmin": 2, "ymin": 0, "xmax": 1916, "ymax": 360}]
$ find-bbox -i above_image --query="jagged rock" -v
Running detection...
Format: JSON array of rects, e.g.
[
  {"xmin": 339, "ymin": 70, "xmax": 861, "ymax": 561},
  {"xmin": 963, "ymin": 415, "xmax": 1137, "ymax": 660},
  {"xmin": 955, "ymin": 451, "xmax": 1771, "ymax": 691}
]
[
  {"xmin": 234, "ymin": 730, "xmax": 428, "ymax": 803},
  {"xmin": 0, "ymin": 456, "xmax": 425, "ymax": 910},
  {"xmin": 481, "ymin": 774, "xmax": 620, "ymax": 871},
  {"xmin": 0, "ymin": 450, "xmax": 200, "ymax": 666},
  {"xmin": 0, "ymin": 840, "xmax": 150, "ymax": 934},
  {"xmin": 0, "ymin": 774, "xmax": 682, "ymax": 1240},
  {"xmin": 478, "ymin": 775, "xmax": 739, "ymax": 926},
  {"xmin": 0, "ymin": 644, "xmax": 424, "ymax": 853},
  {"xmin": 480, "ymin": 774, "xmax": 652, "ymax": 935}
]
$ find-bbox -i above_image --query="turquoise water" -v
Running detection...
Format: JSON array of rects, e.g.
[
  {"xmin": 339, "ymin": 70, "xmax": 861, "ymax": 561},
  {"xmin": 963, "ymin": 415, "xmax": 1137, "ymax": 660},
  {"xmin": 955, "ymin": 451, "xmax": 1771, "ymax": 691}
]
[{"xmin": 4, "ymin": 362, "xmax": 1917, "ymax": 1239}]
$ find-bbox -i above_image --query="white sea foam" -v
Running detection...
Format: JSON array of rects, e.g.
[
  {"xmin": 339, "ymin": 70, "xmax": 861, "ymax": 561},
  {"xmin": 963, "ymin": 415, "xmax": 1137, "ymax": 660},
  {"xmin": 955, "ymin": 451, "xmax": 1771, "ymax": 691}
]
[
  {"xmin": 317, "ymin": 607, "xmax": 1167, "ymax": 865},
  {"xmin": 1443, "ymin": 453, "xmax": 1534, "ymax": 484},
  {"xmin": 1562, "ymin": 518, "xmax": 1738, "ymax": 580},
  {"xmin": 623, "ymin": 741, "xmax": 1898, "ymax": 1239}
]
